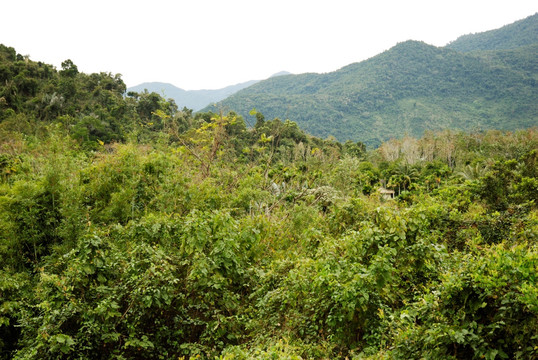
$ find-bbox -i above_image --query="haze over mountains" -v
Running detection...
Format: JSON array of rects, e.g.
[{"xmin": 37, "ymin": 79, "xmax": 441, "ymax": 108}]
[{"xmin": 127, "ymin": 72, "xmax": 291, "ymax": 111}]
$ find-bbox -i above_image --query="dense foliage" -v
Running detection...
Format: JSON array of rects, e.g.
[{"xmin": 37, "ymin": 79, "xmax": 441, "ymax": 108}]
[
  {"xmin": 1, "ymin": 44, "xmax": 537, "ymax": 360},
  {"xmin": 203, "ymin": 14, "xmax": 538, "ymax": 147},
  {"xmin": 0, "ymin": 44, "xmax": 181, "ymax": 150}
]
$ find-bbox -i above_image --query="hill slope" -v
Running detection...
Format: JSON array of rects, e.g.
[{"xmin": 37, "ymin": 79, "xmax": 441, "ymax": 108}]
[
  {"xmin": 204, "ymin": 40, "xmax": 537, "ymax": 146},
  {"xmin": 446, "ymin": 13, "xmax": 538, "ymax": 52}
]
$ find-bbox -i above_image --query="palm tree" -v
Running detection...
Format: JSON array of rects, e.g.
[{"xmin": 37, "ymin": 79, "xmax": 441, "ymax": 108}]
[
  {"xmin": 388, "ymin": 163, "xmax": 420, "ymax": 194},
  {"xmin": 457, "ymin": 163, "xmax": 488, "ymax": 181}
]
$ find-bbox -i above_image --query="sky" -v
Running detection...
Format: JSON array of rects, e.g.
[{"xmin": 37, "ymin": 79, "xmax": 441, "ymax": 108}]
[{"xmin": 2, "ymin": 1, "xmax": 536, "ymax": 90}]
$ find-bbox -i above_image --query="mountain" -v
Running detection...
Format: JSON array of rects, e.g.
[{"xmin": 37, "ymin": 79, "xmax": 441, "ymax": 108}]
[
  {"xmin": 270, "ymin": 71, "xmax": 293, "ymax": 78},
  {"xmin": 127, "ymin": 72, "xmax": 291, "ymax": 111},
  {"xmin": 202, "ymin": 15, "xmax": 538, "ymax": 147},
  {"xmin": 127, "ymin": 80, "xmax": 258, "ymax": 111},
  {"xmin": 446, "ymin": 13, "xmax": 538, "ymax": 52}
]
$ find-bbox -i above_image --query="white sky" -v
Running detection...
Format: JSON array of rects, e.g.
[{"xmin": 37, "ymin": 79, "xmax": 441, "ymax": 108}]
[{"xmin": 2, "ymin": 1, "xmax": 536, "ymax": 90}]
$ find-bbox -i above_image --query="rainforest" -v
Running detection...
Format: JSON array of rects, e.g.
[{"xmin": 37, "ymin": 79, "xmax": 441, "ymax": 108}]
[{"xmin": 0, "ymin": 42, "xmax": 537, "ymax": 360}]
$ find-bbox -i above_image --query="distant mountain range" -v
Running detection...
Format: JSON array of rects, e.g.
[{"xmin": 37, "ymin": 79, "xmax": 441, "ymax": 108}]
[
  {"xmin": 127, "ymin": 72, "xmax": 291, "ymax": 111},
  {"xmin": 201, "ymin": 13, "xmax": 538, "ymax": 146}
]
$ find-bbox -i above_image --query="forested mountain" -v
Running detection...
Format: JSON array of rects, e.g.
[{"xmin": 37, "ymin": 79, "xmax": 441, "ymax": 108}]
[
  {"xmin": 127, "ymin": 80, "xmax": 258, "ymax": 111},
  {"xmin": 203, "ymin": 14, "xmax": 538, "ymax": 146},
  {"xmin": 446, "ymin": 12, "xmax": 538, "ymax": 52},
  {"xmin": 204, "ymin": 41, "xmax": 537, "ymax": 146},
  {"xmin": 1, "ymin": 42, "xmax": 538, "ymax": 360}
]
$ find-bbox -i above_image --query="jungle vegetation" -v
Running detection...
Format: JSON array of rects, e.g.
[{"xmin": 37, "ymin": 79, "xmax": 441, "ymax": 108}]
[{"xmin": 0, "ymin": 43, "xmax": 537, "ymax": 360}]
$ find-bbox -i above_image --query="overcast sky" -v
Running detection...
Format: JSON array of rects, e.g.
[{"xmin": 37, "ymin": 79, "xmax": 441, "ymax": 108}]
[{"xmin": 2, "ymin": 1, "xmax": 536, "ymax": 90}]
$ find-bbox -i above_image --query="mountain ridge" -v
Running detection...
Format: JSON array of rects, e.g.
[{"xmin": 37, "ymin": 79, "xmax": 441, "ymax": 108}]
[
  {"xmin": 201, "ymin": 15, "xmax": 538, "ymax": 146},
  {"xmin": 446, "ymin": 12, "xmax": 538, "ymax": 52}
]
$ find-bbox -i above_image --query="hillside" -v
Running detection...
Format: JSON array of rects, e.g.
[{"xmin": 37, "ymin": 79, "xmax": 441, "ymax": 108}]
[
  {"xmin": 469, "ymin": 43, "xmax": 538, "ymax": 80},
  {"xmin": 204, "ymin": 39, "xmax": 538, "ymax": 146},
  {"xmin": 446, "ymin": 12, "xmax": 538, "ymax": 52},
  {"xmin": 0, "ymin": 44, "xmax": 188, "ymax": 149}
]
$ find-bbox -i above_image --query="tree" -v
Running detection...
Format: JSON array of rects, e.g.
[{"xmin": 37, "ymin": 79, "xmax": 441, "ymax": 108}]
[
  {"xmin": 343, "ymin": 140, "xmax": 366, "ymax": 158},
  {"xmin": 59, "ymin": 59, "xmax": 78, "ymax": 78},
  {"xmin": 251, "ymin": 108, "xmax": 265, "ymax": 130}
]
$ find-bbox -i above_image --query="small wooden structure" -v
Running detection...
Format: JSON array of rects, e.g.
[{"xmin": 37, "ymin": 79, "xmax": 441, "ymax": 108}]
[{"xmin": 378, "ymin": 187, "xmax": 395, "ymax": 200}]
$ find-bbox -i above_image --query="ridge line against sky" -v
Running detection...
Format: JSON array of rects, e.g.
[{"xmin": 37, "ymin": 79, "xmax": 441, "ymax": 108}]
[{"xmin": 2, "ymin": 0, "xmax": 537, "ymax": 90}]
